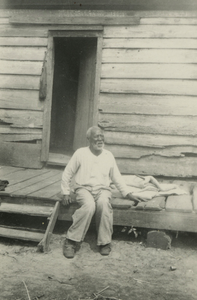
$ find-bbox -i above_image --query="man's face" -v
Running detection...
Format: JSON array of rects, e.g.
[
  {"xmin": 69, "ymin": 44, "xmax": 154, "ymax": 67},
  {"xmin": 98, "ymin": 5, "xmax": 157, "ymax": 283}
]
[{"xmin": 89, "ymin": 128, "xmax": 104, "ymax": 154}]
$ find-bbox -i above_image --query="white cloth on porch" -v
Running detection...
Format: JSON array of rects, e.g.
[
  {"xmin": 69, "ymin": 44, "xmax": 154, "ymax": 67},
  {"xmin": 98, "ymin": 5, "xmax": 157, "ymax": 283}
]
[{"xmin": 111, "ymin": 175, "xmax": 187, "ymax": 201}]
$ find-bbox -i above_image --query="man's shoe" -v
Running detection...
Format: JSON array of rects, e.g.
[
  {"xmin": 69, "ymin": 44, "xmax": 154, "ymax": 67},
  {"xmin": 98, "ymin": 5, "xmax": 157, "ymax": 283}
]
[
  {"xmin": 63, "ymin": 239, "xmax": 76, "ymax": 258},
  {"xmin": 100, "ymin": 244, "xmax": 111, "ymax": 256}
]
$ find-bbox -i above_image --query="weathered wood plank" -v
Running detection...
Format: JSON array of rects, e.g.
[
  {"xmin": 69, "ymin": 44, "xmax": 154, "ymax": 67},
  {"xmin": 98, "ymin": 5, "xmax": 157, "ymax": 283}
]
[
  {"xmin": 166, "ymin": 195, "xmax": 193, "ymax": 213},
  {"xmin": 0, "ymin": 25, "xmax": 103, "ymax": 37},
  {"xmin": 105, "ymin": 144, "xmax": 197, "ymax": 159},
  {"xmin": 0, "ymin": 18, "xmax": 9, "ymax": 24},
  {"xmin": 0, "ymin": 10, "xmax": 10, "ymax": 17},
  {"xmin": 0, "ymin": 142, "xmax": 43, "ymax": 169},
  {"xmin": 59, "ymin": 206, "xmax": 197, "ymax": 232},
  {"xmin": 99, "ymin": 94, "xmax": 197, "ymax": 116},
  {"xmin": 101, "ymin": 64, "xmax": 197, "ymax": 79},
  {"xmin": 0, "ymin": 27, "xmax": 48, "ymax": 37},
  {"xmin": 0, "ymin": 47, "xmax": 46, "ymax": 60},
  {"xmin": 0, "ymin": 203, "xmax": 53, "ymax": 217},
  {"xmin": 99, "ymin": 114, "xmax": 197, "ymax": 136},
  {"xmin": 0, "ymin": 37, "xmax": 48, "ymax": 46},
  {"xmin": 104, "ymin": 131, "xmax": 197, "ymax": 148},
  {"xmin": 192, "ymin": 186, "xmax": 197, "ymax": 212},
  {"xmin": 100, "ymin": 79, "xmax": 197, "ymax": 96},
  {"xmin": 140, "ymin": 18, "xmax": 197, "ymax": 25},
  {"xmin": 0, "ymin": 75, "xmax": 40, "ymax": 90},
  {"xmin": 4, "ymin": 169, "xmax": 60, "ymax": 194},
  {"xmin": 116, "ymin": 156, "xmax": 197, "ymax": 177},
  {"xmin": 102, "ymin": 49, "xmax": 197, "ymax": 63},
  {"xmin": 104, "ymin": 25, "xmax": 197, "ymax": 38},
  {"xmin": 103, "ymin": 38, "xmax": 197, "ymax": 49},
  {"xmin": 13, "ymin": 172, "xmax": 62, "ymax": 196},
  {"xmin": 0, "ymin": 60, "xmax": 43, "ymax": 75},
  {"xmin": 0, "ymin": 109, "xmax": 43, "ymax": 128},
  {"xmin": 0, "ymin": 89, "xmax": 43, "ymax": 111},
  {"xmin": 0, "ymin": 227, "xmax": 44, "ymax": 242},
  {"xmin": 29, "ymin": 179, "xmax": 61, "ymax": 198},
  {"xmin": 1, "ymin": 168, "xmax": 49, "ymax": 186},
  {"xmin": 10, "ymin": 11, "xmax": 139, "ymax": 25},
  {"xmin": 0, "ymin": 166, "xmax": 23, "ymax": 177},
  {"xmin": 38, "ymin": 201, "xmax": 60, "ymax": 252},
  {"xmin": 4, "ymin": 9, "xmax": 197, "ymax": 18},
  {"xmin": 2, "ymin": 134, "xmax": 42, "ymax": 142},
  {"xmin": 0, "ymin": 124, "xmax": 42, "ymax": 134},
  {"xmin": 144, "ymin": 197, "xmax": 166, "ymax": 211}
]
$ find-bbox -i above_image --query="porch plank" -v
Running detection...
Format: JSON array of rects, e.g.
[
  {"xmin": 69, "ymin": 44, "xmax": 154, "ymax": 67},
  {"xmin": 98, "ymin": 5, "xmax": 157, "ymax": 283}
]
[
  {"xmin": 1, "ymin": 169, "xmax": 59, "ymax": 194},
  {"xmin": 13, "ymin": 172, "xmax": 62, "ymax": 197},
  {"xmin": 0, "ymin": 203, "xmax": 53, "ymax": 217},
  {"xmin": 2, "ymin": 168, "xmax": 49, "ymax": 186},
  {"xmin": 165, "ymin": 195, "xmax": 193, "ymax": 213},
  {"xmin": 0, "ymin": 166, "xmax": 23, "ymax": 176},
  {"xmin": 0, "ymin": 227, "xmax": 44, "ymax": 242},
  {"xmin": 29, "ymin": 179, "xmax": 62, "ymax": 199}
]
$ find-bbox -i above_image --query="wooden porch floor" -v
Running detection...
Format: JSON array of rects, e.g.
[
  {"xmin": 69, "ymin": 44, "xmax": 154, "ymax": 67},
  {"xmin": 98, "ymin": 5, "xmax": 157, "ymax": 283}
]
[{"xmin": 0, "ymin": 165, "xmax": 197, "ymax": 233}]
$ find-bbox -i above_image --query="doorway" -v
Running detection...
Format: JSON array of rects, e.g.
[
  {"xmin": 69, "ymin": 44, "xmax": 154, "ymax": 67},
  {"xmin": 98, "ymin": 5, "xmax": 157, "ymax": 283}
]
[{"xmin": 49, "ymin": 37, "xmax": 98, "ymax": 164}]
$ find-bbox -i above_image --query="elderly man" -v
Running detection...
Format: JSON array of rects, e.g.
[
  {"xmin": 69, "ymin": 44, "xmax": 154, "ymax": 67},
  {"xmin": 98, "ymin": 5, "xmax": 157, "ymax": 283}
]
[{"xmin": 61, "ymin": 126, "xmax": 140, "ymax": 258}]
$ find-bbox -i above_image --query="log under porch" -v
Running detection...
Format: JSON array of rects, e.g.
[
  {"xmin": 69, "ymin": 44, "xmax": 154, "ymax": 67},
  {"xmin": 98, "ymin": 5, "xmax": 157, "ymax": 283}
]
[{"xmin": 0, "ymin": 165, "xmax": 197, "ymax": 237}]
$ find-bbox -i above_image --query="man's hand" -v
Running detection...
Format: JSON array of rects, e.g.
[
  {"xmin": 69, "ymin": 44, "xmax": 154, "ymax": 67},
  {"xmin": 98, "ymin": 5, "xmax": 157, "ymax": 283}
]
[
  {"xmin": 61, "ymin": 195, "xmax": 71, "ymax": 206},
  {"xmin": 126, "ymin": 192, "xmax": 143, "ymax": 206}
]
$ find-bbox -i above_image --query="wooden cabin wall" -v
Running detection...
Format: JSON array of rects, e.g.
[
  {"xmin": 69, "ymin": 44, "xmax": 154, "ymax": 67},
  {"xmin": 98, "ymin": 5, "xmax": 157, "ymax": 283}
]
[
  {"xmin": 98, "ymin": 14, "xmax": 197, "ymax": 177},
  {"xmin": 0, "ymin": 10, "xmax": 47, "ymax": 168},
  {"xmin": 0, "ymin": 9, "xmax": 197, "ymax": 177}
]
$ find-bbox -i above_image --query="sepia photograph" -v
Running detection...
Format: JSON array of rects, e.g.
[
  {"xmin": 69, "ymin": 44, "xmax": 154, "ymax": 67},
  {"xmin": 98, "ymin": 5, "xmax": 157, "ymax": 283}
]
[{"xmin": 0, "ymin": 0, "xmax": 197, "ymax": 299}]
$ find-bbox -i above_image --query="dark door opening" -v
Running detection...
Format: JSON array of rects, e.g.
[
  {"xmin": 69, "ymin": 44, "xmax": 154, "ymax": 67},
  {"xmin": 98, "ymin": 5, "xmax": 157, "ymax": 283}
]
[{"xmin": 49, "ymin": 37, "xmax": 97, "ymax": 163}]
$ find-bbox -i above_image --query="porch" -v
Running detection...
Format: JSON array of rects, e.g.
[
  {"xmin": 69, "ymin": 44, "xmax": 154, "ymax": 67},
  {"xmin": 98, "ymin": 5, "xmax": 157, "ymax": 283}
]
[{"xmin": 0, "ymin": 165, "xmax": 196, "ymax": 250}]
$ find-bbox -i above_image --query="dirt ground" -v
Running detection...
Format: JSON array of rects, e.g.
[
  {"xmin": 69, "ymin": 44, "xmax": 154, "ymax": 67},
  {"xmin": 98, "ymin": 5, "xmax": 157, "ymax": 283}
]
[{"xmin": 0, "ymin": 221, "xmax": 197, "ymax": 300}]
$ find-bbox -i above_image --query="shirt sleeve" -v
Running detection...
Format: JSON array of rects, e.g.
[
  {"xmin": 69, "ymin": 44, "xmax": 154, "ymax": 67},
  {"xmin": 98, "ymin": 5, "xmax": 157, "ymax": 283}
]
[
  {"xmin": 61, "ymin": 150, "xmax": 80, "ymax": 195},
  {"xmin": 109, "ymin": 154, "xmax": 130, "ymax": 198}
]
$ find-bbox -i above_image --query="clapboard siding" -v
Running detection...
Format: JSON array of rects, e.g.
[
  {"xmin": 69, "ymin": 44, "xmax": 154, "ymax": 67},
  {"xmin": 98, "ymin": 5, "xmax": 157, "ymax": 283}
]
[
  {"xmin": 105, "ymin": 144, "xmax": 197, "ymax": 159},
  {"xmin": 104, "ymin": 132, "xmax": 197, "ymax": 148},
  {"xmin": 0, "ymin": 9, "xmax": 197, "ymax": 175},
  {"xmin": 0, "ymin": 109, "xmax": 43, "ymax": 128},
  {"xmin": 140, "ymin": 18, "xmax": 197, "ymax": 25},
  {"xmin": 116, "ymin": 156, "xmax": 197, "ymax": 177},
  {"xmin": 0, "ymin": 46, "xmax": 46, "ymax": 60},
  {"xmin": 102, "ymin": 49, "xmax": 197, "ymax": 64},
  {"xmin": 103, "ymin": 39, "xmax": 197, "ymax": 49},
  {"xmin": 104, "ymin": 25, "xmax": 197, "ymax": 38},
  {"xmin": 0, "ymin": 14, "xmax": 47, "ymax": 168},
  {"xmin": 98, "ymin": 114, "xmax": 197, "ymax": 136},
  {"xmin": 0, "ymin": 27, "xmax": 48, "ymax": 37},
  {"xmin": 0, "ymin": 90, "xmax": 43, "ymax": 111},
  {"xmin": 99, "ymin": 94, "xmax": 197, "ymax": 116},
  {"xmin": 0, "ymin": 125, "xmax": 42, "ymax": 135},
  {"xmin": 0, "ymin": 61, "xmax": 43, "ymax": 75},
  {"xmin": 0, "ymin": 75, "xmax": 40, "ymax": 90},
  {"xmin": 101, "ymin": 64, "xmax": 197, "ymax": 79},
  {"xmin": 100, "ymin": 79, "xmax": 197, "ymax": 96},
  {"xmin": 0, "ymin": 37, "xmax": 48, "ymax": 46},
  {"xmin": 101, "ymin": 20, "xmax": 197, "ymax": 176}
]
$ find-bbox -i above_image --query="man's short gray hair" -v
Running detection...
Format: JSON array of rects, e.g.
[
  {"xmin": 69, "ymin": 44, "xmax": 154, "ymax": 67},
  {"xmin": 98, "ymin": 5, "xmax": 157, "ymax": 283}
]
[{"xmin": 86, "ymin": 126, "xmax": 102, "ymax": 139}]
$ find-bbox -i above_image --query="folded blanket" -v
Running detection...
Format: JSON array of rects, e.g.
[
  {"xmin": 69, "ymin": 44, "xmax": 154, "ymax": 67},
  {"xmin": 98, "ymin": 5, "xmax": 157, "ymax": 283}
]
[{"xmin": 111, "ymin": 175, "xmax": 187, "ymax": 201}]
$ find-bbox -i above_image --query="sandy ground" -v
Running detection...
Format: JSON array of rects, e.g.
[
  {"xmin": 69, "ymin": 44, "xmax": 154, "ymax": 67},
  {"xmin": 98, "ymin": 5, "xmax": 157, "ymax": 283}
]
[{"xmin": 0, "ymin": 222, "xmax": 197, "ymax": 300}]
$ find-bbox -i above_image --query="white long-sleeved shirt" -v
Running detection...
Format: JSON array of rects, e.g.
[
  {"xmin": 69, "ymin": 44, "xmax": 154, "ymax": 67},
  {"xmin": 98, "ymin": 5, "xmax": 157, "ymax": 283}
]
[{"xmin": 61, "ymin": 147, "xmax": 130, "ymax": 197}]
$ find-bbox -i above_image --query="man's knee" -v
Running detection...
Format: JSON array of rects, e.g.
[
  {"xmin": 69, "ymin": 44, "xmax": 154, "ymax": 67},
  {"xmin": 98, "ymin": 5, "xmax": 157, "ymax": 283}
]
[
  {"xmin": 96, "ymin": 190, "xmax": 111, "ymax": 208},
  {"xmin": 76, "ymin": 188, "xmax": 96, "ymax": 214}
]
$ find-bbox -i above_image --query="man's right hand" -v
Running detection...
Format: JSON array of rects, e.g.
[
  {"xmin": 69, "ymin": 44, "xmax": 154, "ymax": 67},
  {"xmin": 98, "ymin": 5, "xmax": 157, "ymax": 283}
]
[{"xmin": 61, "ymin": 195, "xmax": 71, "ymax": 206}]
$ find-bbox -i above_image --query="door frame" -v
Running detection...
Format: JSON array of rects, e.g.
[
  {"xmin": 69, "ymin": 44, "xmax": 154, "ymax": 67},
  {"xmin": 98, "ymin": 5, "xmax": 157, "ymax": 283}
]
[{"xmin": 41, "ymin": 28, "xmax": 103, "ymax": 162}]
